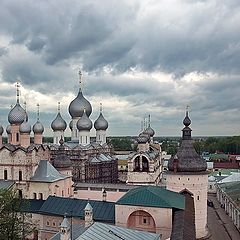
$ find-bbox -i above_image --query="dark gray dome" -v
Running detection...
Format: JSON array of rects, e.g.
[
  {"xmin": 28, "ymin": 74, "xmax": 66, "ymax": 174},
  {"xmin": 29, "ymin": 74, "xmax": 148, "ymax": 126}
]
[
  {"xmin": 33, "ymin": 121, "xmax": 44, "ymax": 134},
  {"xmin": 68, "ymin": 89, "xmax": 92, "ymax": 118},
  {"xmin": 0, "ymin": 125, "xmax": 3, "ymax": 135},
  {"xmin": 94, "ymin": 113, "xmax": 108, "ymax": 131},
  {"xmin": 69, "ymin": 120, "xmax": 73, "ymax": 130},
  {"xmin": 8, "ymin": 103, "xmax": 26, "ymax": 124},
  {"xmin": 51, "ymin": 113, "xmax": 67, "ymax": 131},
  {"xmin": 139, "ymin": 131, "xmax": 150, "ymax": 141},
  {"xmin": 6, "ymin": 125, "xmax": 11, "ymax": 134},
  {"xmin": 145, "ymin": 126, "xmax": 155, "ymax": 137},
  {"xmin": 19, "ymin": 120, "xmax": 31, "ymax": 134},
  {"xmin": 77, "ymin": 110, "xmax": 92, "ymax": 131},
  {"xmin": 183, "ymin": 111, "xmax": 191, "ymax": 126},
  {"xmin": 168, "ymin": 111, "xmax": 207, "ymax": 173},
  {"xmin": 137, "ymin": 135, "xmax": 148, "ymax": 144}
]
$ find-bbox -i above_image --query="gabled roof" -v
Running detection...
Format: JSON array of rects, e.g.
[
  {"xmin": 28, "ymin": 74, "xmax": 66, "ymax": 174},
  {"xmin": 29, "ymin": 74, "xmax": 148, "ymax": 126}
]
[
  {"xmin": 38, "ymin": 196, "xmax": 115, "ymax": 223},
  {"xmin": 218, "ymin": 172, "xmax": 240, "ymax": 184},
  {"xmin": 76, "ymin": 222, "xmax": 161, "ymax": 240},
  {"xmin": 30, "ymin": 160, "xmax": 68, "ymax": 183},
  {"xmin": 116, "ymin": 186, "xmax": 185, "ymax": 210}
]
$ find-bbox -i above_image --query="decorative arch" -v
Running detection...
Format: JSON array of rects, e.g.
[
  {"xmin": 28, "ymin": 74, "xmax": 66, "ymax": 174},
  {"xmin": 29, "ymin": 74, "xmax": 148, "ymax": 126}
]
[
  {"xmin": 179, "ymin": 188, "xmax": 194, "ymax": 196},
  {"xmin": 127, "ymin": 210, "xmax": 156, "ymax": 233},
  {"xmin": 132, "ymin": 154, "xmax": 150, "ymax": 172}
]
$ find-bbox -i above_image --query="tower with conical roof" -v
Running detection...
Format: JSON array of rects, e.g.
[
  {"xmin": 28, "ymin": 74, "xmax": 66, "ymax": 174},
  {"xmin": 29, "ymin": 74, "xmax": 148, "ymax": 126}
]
[
  {"xmin": 94, "ymin": 103, "xmax": 108, "ymax": 145},
  {"xmin": 166, "ymin": 109, "xmax": 208, "ymax": 239},
  {"xmin": 84, "ymin": 201, "xmax": 93, "ymax": 227},
  {"xmin": 68, "ymin": 70, "xmax": 92, "ymax": 141},
  {"xmin": 60, "ymin": 215, "xmax": 71, "ymax": 240},
  {"xmin": 51, "ymin": 102, "xmax": 67, "ymax": 145},
  {"xmin": 33, "ymin": 103, "xmax": 44, "ymax": 144},
  {"xmin": 8, "ymin": 83, "xmax": 26, "ymax": 145}
]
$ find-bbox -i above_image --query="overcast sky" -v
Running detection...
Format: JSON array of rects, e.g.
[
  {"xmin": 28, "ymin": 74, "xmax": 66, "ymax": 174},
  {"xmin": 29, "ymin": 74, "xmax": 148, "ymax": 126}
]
[{"xmin": 0, "ymin": 0, "xmax": 240, "ymax": 136}]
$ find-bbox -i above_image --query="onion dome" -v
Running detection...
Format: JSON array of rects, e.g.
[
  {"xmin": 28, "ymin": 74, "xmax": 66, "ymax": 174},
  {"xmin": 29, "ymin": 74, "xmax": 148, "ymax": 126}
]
[
  {"xmin": 94, "ymin": 104, "xmax": 108, "ymax": 130},
  {"xmin": 68, "ymin": 89, "xmax": 92, "ymax": 118},
  {"xmin": 145, "ymin": 126, "xmax": 155, "ymax": 137},
  {"xmin": 53, "ymin": 139, "xmax": 72, "ymax": 169},
  {"xmin": 0, "ymin": 125, "xmax": 3, "ymax": 135},
  {"xmin": 33, "ymin": 121, "xmax": 44, "ymax": 134},
  {"xmin": 19, "ymin": 119, "xmax": 31, "ymax": 134},
  {"xmin": 77, "ymin": 109, "xmax": 92, "ymax": 131},
  {"xmin": 69, "ymin": 120, "xmax": 73, "ymax": 130},
  {"xmin": 137, "ymin": 135, "xmax": 148, "ymax": 144},
  {"xmin": 8, "ymin": 103, "xmax": 26, "ymax": 124},
  {"xmin": 139, "ymin": 131, "xmax": 150, "ymax": 141},
  {"xmin": 6, "ymin": 125, "xmax": 11, "ymax": 134},
  {"xmin": 168, "ymin": 110, "xmax": 207, "ymax": 173},
  {"xmin": 51, "ymin": 113, "xmax": 67, "ymax": 131}
]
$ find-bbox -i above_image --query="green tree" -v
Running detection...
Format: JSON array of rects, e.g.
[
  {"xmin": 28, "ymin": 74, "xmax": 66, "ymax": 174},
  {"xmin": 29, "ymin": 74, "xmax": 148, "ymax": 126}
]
[{"xmin": 0, "ymin": 189, "xmax": 35, "ymax": 240}]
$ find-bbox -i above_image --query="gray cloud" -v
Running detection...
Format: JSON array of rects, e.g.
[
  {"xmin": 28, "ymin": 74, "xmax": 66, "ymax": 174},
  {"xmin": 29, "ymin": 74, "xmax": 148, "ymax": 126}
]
[{"xmin": 0, "ymin": 0, "xmax": 240, "ymax": 136}]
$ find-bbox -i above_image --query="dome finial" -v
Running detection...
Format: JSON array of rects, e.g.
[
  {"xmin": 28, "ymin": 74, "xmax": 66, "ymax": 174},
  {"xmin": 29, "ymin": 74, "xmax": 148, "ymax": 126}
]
[
  {"xmin": 23, "ymin": 101, "xmax": 27, "ymax": 111},
  {"xmin": 148, "ymin": 114, "xmax": 151, "ymax": 127},
  {"xmin": 79, "ymin": 69, "xmax": 83, "ymax": 89},
  {"xmin": 15, "ymin": 82, "xmax": 20, "ymax": 103},
  {"xmin": 100, "ymin": 103, "xmax": 102, "ymax": 113},
  {"xmin": 58, "ymin": 102, "xmax": 61, "ymax": 113},
  {"xmin": 10, "ymin": 104, "xmax": 13, "ymax": 109},
  {"xmin": 37, "ymin": 103, "xmax": 40, "ymax": 120}
]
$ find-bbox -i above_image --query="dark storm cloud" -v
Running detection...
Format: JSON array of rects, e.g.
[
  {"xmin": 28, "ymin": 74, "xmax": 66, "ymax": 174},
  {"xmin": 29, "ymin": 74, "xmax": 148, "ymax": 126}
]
[{"xmin": 0, "ymin": 0, "xmax": 240, "ymax": 135}]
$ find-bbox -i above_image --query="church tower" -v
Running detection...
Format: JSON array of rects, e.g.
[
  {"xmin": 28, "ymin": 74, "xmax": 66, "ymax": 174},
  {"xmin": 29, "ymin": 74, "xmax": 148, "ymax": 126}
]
[{"xmin": 166, "ymin": 109, "xmax": 208, "ymax": 239}]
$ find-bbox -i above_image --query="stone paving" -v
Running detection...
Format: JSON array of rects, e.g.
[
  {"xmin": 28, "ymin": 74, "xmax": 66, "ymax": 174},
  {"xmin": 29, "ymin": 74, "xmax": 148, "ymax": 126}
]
[{"xmin": 207, "ymin": 194, "xmax": 240, "ymax": 240}]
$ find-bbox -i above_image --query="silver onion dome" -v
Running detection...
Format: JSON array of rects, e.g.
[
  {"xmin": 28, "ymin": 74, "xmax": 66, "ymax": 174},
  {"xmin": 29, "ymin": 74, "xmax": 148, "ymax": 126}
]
[
  {"xmin": 33, "ymin": 121, "xmax": 44, "ymax": 134},
  {"xmin": 6, "ymin": 125, "xmax": 11, "ymax": 134},
  {"xmin": 94, "ymin": 112, "xmax": 108, "ymax": 131},
  {"xmin": 69, "ymin": 120, "xmax": 73, "ymax": 130},
  {"xmin": 8, "ymin": 103, "xmax": 26, "ymax": 124},
  {"xmin": 145, "ymin": 126, "xmax": 155, "ymax": 137},
  {"xmin": 68, "ymin": 89, "xmax": 92, "ymax": 118},
  {"xmin": 137, "ymin": 135, "xmax": 148, "ymax": 144},
  {"xmin": 0, "ymin": 125, "xmax": 3, "ymax": 135},
  {"xmin": 77, "ymin": 110, "xmax": 92, "ymax": 131},
  {"xmin": 51, "ymin": 113, "xmax": 67, "ymax": 131},
  {"xmin": 139, "ymin": 131, "xmax": 150, "ymax": 141},
  {"xmin": 19, "ymin": 120, "xmax": 31, "ymax": 134}
]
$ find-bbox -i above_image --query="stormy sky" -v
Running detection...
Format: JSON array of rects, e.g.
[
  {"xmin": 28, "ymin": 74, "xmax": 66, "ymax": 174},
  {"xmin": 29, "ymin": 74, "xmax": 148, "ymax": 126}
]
[{"xmin": 0, "ymin": 0, "xmax": 240, "ymax": 136}]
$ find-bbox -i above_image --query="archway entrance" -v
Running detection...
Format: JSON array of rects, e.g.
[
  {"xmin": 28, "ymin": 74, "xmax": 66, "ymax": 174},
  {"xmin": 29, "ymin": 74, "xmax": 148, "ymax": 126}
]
[{"xmin": 127, "ymin": 210, "xmax": 156, "ymax": 233}]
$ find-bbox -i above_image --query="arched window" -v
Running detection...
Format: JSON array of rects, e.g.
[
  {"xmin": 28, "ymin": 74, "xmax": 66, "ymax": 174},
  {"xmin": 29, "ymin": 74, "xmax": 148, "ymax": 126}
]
[
  {"xmin": 134, "ymin": 156, "xmax": 140, "ymax": 171},
  {"xmin": 16, "ymin": 133, "xmax": 19, "ymax": 142},
  {"xmin": 39, "ymin": 193, "xmax": 43, "ymax": 200},
  {"xmin": 142, "ymin": 156, "xmax": 149, "ymax": 172},
  {"xmin": 19, "ymin": 171, "xmax": 22, "ymax": 181},
  {"xmin": 33, "ymin": 193, "xmax": 37, "ymax": 199},
  {"xmin": 4, "ymin": 170, "xmax": 7, "ymax": 180},
  {"xmin": 19, "ymin": 190, "xmax": 23, "ymax": 198}
]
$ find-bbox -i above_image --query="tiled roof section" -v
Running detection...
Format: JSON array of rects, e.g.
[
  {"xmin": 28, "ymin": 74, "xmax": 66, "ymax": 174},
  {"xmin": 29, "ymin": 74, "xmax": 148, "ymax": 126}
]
[
  {"xmin": 76, "ymin": 222, "xmax": 161, "ymax": 240},
  {"xmin": 117, "ymin": 186, "xmax": 185, "ymax": 210},
  {"xmin": 30, "ymin": 160, "xmax": 68, "ymax": 183},
  {"xmin": 0, "ymin": 180, "xmax": 15, "ymax": 190},
  {"xmin": 218, "ymin": 181, "xmax": 240, "ymax": 210},
  {"xmin": 218, "ymin": 173, "xmax": 240, "ymax": 184},
  {"xmin": 38, "ymin": 196, "xmax": 115, "ymax": 223}
]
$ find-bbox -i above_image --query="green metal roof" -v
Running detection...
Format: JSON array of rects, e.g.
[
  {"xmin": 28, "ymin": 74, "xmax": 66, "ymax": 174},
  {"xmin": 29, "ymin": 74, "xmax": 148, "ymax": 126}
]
[
  {"xmin": 38, "ymin": 196, "xmax": 115, "ymax": 223},
  {"xmin": 0, "ymin": 180, "xmax": 15, "ymax": 190},
  {"xmin": 116, "ymin": 186, "xmax": 185, "ymax": 210}
]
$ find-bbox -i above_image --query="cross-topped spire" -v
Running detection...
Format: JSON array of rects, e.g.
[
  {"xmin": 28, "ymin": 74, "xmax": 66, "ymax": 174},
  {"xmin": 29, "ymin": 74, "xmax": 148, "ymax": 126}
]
[
  {"xmin": 148, "ymin": 114, "xmax": 151, "ymax": 127},
  {"xmin": 15, "ymin": 82, "xmax": 20, "ymax": 103},
  {"xmin": 100, "ymin": 103, "xmax": 103, "ymax": 112},
  {"xmin": 58, "ymin": 102, "xmax": 61, "ymax": 112},
  {"xmin": 79, "ymin": 69, "xmax": 83, "ymax": 89},
  {"xmin": 24, "ymin": 101, "xmax": 27, "ymax": 111},
  {"xmin": 37, "ymin": 103, "xmax": 40, "ymax": 120}
]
